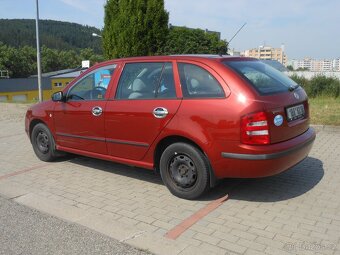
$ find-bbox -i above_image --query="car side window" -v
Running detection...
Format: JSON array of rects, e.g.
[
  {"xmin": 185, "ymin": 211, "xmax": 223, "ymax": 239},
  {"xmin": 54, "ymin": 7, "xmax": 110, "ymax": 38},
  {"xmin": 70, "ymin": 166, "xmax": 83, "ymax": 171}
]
[
  {"xmin": 116, "ymin": 62, "xmax": 176, "ymax": 99},
  {"xmin": 178, "ymin": 63, "xmax": 225, "ymax": 98},
  {"xmin": 67, "ymin": 65, "xmax": 116, "ymax": 101}
]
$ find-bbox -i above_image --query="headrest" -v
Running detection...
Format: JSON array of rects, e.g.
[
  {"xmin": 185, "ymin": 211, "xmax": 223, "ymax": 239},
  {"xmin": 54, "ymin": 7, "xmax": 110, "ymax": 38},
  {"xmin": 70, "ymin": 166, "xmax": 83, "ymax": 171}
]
[{"xmin": 132, "ymin": 79, "xmax": 146, "ymax": 92}]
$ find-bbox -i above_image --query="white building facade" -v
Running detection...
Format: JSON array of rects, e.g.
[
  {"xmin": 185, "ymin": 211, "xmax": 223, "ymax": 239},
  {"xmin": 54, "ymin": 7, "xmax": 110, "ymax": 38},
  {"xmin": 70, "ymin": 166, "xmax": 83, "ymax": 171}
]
[{"xmin": 289, "ymin": 58, "xmax": 340, "ymax": 72}]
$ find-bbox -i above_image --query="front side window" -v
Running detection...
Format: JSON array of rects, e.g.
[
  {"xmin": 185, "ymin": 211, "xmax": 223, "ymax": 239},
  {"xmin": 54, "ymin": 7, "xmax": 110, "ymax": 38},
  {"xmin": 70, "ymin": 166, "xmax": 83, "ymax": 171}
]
[
  {"xmin": 67, "ymin": 65, "xmax": 116, "ymax": 101},
  {"xmin": 223, "ymin": 60, "xmax": 298, "ymax": 95},
  {"xmin": 178, "ymin": 63, "xmax": 225, "ymax": 98},
  {"xmin": 116, "ymin": 62, "xmax": 176, "ymax": 100}
]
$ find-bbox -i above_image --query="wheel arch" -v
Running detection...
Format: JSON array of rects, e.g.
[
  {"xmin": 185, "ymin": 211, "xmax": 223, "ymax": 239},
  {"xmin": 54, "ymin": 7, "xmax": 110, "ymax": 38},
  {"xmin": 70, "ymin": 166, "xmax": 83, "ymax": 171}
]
[
  {"xmin": 154, "ymin": 135, "xmax": 217, "ymax": 188},
  {"xmin": 29, "ymin": 119, "xmax": 47, "ymax": 141}
]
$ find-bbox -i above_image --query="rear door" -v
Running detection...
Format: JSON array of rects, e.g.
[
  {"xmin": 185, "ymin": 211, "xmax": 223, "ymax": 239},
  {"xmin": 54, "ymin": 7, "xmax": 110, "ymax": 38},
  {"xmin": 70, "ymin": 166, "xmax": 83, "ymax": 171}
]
[
  {"xmin": 224, "ymin": 60, "xmax": 309, "ymax": 143},
  {"xmin": 105, "ymin": 61, "xmax": 181, "ymax": 160}
]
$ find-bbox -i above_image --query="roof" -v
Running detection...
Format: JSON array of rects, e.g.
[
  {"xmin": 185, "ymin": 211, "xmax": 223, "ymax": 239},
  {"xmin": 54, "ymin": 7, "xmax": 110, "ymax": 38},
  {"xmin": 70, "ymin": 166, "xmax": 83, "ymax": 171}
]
[
  {"xmin": 51, "ymin": 70, "xmax": 84, "ymax": 78},
  {"xmin": 95, "ymin": 55, "xmax": 253, "ymax": 66},
  {"xmin": 30, "ymin": 67, "xmax": 85, "ymax": 78}
]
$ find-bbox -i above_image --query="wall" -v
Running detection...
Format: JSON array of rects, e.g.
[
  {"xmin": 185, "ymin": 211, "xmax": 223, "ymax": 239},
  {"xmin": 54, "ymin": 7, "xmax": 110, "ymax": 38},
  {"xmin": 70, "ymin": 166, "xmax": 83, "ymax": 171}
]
[
  {"xmin": 285, "ymin": 71, "xmax": 340, "ymax": 80},
  {"xmin": 0, "ymin": 77, "xmax": 73, "ymax": 102}
]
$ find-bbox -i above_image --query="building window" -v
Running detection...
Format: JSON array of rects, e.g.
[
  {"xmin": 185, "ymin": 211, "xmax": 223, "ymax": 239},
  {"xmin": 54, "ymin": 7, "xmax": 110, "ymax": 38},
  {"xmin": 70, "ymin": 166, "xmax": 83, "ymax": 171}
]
[{"xmin": 54, "ymin": 82, "xmax": 63, "ymax": 87}]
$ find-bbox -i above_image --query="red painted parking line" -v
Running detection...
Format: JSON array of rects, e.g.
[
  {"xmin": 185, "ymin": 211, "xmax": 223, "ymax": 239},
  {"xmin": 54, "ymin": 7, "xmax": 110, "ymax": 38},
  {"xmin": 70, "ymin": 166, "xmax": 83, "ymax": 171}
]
[
  {"xmin": 0, "ymin": 163, "xmax": 49, "ymax": 181},
  {"xmin": 165, "ymin": 194, "xmax": 229, "ymax": 240}
]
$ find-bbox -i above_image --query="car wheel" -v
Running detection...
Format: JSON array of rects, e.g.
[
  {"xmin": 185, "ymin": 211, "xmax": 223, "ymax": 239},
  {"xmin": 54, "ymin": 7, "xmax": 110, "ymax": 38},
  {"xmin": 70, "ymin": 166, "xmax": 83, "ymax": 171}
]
[
  {"xmin": 160, "ymin": 142, "xmax": 210, "ymax": 199},
  {"xmin": 31, "ymin": 123, "xmax": 60, "ymax": 162}
]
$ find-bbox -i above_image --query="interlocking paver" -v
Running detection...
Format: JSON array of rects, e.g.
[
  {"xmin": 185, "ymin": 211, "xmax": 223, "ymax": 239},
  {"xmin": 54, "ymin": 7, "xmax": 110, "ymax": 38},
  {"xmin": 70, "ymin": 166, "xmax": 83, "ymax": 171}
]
[{"xmin": 0, "ymin": 103, "xmax": 340, "ymax": 255}]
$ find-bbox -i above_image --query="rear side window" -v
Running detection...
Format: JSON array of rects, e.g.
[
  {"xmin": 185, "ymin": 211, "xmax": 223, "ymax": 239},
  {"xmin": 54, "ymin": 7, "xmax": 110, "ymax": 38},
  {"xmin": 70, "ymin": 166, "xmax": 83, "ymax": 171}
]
[
  {"xmin": 224, "ymin": 60, "xmax": 298, "ymax": 95},
  {"xmin": 178, "ymin": 63, "xmax": 225, "ymax": 98},
  {"xmin": 116, "ymin": 62, "xmax": 176, "ymax": 99}
]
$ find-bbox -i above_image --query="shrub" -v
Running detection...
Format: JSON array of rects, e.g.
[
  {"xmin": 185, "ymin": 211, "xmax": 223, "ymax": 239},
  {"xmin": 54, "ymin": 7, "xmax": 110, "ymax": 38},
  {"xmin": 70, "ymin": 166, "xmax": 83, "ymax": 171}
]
[
  {"xmin": 290, "ymin": 74, "xmax": 340, "ymax": 98},
  {"xmin": 290, "ymin": 74, "xmax": 311, "ymax": 96}
]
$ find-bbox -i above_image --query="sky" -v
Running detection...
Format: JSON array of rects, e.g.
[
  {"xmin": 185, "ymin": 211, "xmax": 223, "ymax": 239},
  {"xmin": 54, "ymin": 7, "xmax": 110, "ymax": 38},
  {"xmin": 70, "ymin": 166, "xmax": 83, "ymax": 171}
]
[{"xmin": 0, "ymin": 0, "xmax": 339, "ymax": 60}]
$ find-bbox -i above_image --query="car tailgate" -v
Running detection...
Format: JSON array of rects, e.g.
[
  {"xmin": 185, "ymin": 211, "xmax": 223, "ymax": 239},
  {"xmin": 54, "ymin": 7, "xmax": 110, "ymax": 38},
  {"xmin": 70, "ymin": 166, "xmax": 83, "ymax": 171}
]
[{"xmin": 262, "ymin": 88, "xmax": 310, "ymax": 144}]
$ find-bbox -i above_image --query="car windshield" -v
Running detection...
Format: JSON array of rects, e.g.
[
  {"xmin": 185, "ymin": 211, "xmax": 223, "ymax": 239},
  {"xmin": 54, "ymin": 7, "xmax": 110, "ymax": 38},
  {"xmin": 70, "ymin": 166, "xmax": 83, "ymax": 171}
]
[{"xmin": 223, "ymin": 60, "xmax": 298, "ymax": 95}]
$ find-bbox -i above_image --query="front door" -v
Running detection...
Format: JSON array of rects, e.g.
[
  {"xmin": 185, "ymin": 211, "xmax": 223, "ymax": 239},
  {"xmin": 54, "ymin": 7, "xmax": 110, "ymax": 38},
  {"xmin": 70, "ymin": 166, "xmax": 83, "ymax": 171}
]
[
  {"xmin": 53, "ymin": 64, "xmax": 117, "ymax": 155},
  {"xmin": 105, "ymin": 62, "xmax": 181, "ymax": 160}
]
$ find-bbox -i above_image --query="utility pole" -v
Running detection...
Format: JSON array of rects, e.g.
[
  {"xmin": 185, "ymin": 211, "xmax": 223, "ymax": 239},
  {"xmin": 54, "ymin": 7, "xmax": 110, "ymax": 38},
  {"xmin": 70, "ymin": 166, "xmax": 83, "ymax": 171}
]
[{"xmin": 35, "ymin": 0, "xmax": 43, "ymax": 102}]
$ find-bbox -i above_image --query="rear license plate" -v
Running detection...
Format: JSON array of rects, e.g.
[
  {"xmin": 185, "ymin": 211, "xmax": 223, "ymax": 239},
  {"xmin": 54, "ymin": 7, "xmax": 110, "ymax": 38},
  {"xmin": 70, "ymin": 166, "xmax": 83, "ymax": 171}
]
[{"xmin": 286, "ymin": 104, "xmax": 305, "ymax": 122}]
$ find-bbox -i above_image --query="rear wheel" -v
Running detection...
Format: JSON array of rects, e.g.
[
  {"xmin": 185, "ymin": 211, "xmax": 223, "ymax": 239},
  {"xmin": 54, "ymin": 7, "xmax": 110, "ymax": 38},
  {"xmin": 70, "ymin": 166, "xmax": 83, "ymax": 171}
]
[
  {"xmin": 31, "ymin": 123, "xmax": 60, "ymax": 162},
  {"xmin": 160, "ymin": 142, "xmax": 210, "ymax": 199}
]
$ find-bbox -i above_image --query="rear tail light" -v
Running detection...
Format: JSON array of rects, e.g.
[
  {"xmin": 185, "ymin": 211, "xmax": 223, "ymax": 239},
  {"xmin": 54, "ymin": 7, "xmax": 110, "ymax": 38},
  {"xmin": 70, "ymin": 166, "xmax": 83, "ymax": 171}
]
[{"xmin": 241, "ymin": 111, "xmax": 270, "ymax": 145}]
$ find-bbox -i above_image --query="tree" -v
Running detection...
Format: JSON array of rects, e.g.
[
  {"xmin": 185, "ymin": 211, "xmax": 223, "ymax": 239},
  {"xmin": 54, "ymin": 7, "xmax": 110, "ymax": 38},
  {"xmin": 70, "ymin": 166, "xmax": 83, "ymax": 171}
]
[
  {"xmin": 103, "ymin": 0, "xmax": 169, "ymax": 59},
  {"xmin": 0, "ymin": 19, "xmax": 102, "ymax": 54},
  {"xmin": 286, "ymin": 65, "xmax": 294, "ymax": 71},
  {"xmin": 0, "ymin": 42, "xmax": 36, "ymax": 77},
  {"xmin": 163, "ymin": 27, "xmax": 228, "ymax": 55}
]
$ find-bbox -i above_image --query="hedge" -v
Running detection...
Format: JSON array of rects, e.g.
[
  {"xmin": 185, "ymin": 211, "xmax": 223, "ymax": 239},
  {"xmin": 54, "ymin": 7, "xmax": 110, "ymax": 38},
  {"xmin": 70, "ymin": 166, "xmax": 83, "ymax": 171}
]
[{"xmin": 290, "ymin": 75, "xmax": 340, "ymax": 98}]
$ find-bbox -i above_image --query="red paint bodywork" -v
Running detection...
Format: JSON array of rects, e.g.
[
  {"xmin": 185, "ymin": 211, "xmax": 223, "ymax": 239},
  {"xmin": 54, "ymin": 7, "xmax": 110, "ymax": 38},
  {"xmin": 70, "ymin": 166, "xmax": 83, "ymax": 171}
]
[{"xmin": 25, "ymin": 56, "xmax": 316, "ymax": 180}]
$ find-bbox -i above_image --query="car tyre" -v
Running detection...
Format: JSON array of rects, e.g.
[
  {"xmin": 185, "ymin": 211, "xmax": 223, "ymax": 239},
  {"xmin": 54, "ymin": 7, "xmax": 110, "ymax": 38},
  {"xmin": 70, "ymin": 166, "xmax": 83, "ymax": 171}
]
[
  {"xmin": 160, "ymin": 142, "xmax": 210, "ymax": 199},
  {"xmin": 31, "ymin": 123, "xmax": 60, "ymax": 162}
]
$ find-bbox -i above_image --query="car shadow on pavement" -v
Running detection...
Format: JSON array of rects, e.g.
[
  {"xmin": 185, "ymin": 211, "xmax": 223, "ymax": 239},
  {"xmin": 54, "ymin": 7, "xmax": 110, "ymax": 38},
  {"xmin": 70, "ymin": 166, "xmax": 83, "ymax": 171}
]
[
  {"xmin": 67, "ymin": 156, "xmax": 164, "ymax": 185},
  {"xmin": 66, "ymin": 156, "xmax": 323, "ymax": 202},
  {"xmin": 212, "ymin": 157, "xmax": 324, "ymax": 202}
]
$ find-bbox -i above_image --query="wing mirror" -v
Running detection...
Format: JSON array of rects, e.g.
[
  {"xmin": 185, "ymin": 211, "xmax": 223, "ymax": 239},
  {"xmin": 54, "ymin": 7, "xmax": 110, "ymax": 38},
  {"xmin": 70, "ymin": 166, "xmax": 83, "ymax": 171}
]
[{"xmin": 51, "ymin": 91, "xmax": 65, "ymax": 102}]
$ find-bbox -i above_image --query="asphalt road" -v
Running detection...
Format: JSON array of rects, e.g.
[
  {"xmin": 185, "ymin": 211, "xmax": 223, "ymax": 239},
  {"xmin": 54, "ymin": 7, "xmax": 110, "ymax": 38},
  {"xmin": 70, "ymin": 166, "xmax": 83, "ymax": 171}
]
[{"xmin": 0, "ymin": 195, "xmax": 151, "ymax": 255}]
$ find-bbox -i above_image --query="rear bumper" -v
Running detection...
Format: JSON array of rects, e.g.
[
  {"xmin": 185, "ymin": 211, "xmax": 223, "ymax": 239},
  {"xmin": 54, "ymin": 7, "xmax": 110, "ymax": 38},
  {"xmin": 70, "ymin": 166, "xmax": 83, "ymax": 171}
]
[
  {"xmin": 215, "ymin": 127, "xmax": 316, "ymax": 178},
  {"xmin": 222, "ymin": 133, "xmax": 315, "ymax": 160}
]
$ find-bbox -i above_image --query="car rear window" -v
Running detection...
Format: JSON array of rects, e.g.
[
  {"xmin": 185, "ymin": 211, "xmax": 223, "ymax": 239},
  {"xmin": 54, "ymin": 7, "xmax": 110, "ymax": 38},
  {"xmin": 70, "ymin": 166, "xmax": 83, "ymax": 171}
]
[{"xmin": 223, "ymin": 60, "xmax": 298, "ymax": 95}]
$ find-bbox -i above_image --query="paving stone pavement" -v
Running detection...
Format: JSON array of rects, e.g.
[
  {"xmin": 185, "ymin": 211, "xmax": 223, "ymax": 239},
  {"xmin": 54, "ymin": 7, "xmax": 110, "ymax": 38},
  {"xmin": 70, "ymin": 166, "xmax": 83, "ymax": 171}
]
[{"xmin": 0, "ymin": 103, "xmax": 339, "ymax": 255}]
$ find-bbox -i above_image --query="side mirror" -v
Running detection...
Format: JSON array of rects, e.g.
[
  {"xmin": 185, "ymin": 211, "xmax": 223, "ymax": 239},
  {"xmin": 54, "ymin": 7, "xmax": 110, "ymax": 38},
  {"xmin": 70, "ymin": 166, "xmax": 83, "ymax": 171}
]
[{"xmin": 52, "ymin": 91, "xmax": 64, "ymax": 102}]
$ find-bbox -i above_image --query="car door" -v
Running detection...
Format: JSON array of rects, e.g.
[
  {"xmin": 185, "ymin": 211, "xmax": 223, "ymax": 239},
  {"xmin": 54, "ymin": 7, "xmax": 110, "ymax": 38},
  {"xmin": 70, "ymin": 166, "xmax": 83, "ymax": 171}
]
[
  {"xmin": 105, "ymin": 61, "xmax": 182, "ymax": 160},
  {"xmin": 53, "ymin": 64, "xmax": 117, "ymax": 155}
]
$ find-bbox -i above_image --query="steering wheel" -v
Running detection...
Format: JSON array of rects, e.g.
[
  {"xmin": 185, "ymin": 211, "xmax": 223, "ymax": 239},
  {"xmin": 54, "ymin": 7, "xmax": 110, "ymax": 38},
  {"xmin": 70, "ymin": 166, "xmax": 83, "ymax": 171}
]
[{"xmin": 90, "ymin": 86, "xmax": 107, "ymax": 99}]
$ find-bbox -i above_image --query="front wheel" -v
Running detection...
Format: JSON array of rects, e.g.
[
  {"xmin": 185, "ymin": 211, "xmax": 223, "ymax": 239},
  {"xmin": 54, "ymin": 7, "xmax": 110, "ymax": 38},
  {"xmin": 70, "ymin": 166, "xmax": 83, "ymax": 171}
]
[
  {"xmin": 160, "ymin": 142, "xmax": 210, "ymax": 200},
  {"xmin": 31, "ymin": 123, "xmax": 60, "ymax": 162}
]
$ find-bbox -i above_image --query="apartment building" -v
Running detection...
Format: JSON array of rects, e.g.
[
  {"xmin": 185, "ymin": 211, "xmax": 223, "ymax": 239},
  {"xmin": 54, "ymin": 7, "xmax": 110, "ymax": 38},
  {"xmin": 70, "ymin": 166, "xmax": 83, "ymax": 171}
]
[
  {"xmin": 289, "ymin": 58, "xmax": 340, "ymax": 72},
  {"xmin": 242, "ymin": 45, "xmax": 287, "ymax": 66}
]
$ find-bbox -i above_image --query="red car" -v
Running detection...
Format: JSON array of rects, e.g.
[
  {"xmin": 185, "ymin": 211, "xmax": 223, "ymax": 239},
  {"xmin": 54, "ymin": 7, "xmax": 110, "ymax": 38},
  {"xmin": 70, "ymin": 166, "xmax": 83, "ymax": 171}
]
[{"xmin": 25, "ymin": 55, "xmax": 316, "ymax": 199}]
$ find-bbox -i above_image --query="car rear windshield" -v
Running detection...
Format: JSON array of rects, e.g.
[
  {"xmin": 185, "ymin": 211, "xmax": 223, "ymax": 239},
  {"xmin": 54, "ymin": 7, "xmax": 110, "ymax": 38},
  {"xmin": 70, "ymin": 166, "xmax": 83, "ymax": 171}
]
[{"xmin": 223, "ymin": 60, "xmax": 298, "ymax": 95}]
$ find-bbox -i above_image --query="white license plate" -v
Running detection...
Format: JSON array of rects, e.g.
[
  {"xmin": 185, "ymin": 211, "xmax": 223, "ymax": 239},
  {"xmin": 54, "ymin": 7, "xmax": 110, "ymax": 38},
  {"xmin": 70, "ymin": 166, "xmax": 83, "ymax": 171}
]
[{"xmin": 286, "ymin": 104, "xmax": 305, "ymax": 122}]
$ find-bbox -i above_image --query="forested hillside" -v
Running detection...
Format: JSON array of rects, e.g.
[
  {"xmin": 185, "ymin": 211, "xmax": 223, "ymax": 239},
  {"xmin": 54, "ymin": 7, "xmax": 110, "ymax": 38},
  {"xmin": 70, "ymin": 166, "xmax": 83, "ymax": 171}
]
[{"xmin": 0, "ymin": 19, "xmax": 102, "ymax": 54}]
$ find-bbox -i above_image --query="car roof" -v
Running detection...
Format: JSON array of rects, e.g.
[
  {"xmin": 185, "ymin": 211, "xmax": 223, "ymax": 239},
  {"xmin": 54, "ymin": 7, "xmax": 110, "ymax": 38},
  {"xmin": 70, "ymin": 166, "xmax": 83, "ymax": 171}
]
[{"xmin": 97, "ymin": 54, "xmax": 255, "ymax": 66}]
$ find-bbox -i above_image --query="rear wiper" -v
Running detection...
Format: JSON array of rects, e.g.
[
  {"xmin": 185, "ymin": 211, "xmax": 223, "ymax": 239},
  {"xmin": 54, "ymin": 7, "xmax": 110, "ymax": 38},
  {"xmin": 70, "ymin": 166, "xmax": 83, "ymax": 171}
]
[{"xmin": 288, "ymin": 84, "xmax": 300, "ymax": 92}]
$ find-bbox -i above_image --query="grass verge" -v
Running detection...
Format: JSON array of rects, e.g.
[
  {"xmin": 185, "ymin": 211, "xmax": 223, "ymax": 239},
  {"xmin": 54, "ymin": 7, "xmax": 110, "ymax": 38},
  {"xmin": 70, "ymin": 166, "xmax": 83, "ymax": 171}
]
[{"xmin": 309, "ymin": 97, "xmax": 340, "ymax": 126}]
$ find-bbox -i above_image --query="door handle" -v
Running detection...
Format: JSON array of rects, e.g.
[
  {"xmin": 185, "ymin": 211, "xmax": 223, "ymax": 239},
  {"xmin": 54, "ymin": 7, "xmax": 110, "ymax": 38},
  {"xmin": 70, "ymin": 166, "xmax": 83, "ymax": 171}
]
[
  {"xmin": 92, "ymin": 106, "xmax": 103, "ymax": 116},
  {"xmin": 153, "ymin": 107, "xmax": 168, "ymax": 119}
]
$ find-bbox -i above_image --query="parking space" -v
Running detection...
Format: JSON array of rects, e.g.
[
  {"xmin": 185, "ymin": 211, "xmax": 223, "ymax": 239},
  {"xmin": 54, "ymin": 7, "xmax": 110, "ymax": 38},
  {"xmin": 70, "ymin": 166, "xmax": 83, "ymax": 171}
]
[{"xmin": 0, "ymin": 103, "xmax": 339, "ymax": 255}]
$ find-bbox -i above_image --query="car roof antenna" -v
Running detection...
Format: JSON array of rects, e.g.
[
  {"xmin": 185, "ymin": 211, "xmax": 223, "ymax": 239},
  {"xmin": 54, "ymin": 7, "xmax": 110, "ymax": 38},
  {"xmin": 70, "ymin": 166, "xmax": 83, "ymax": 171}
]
[{"xmin": 226, "ymin": 22, "xmax": 247, "ymax": 55}]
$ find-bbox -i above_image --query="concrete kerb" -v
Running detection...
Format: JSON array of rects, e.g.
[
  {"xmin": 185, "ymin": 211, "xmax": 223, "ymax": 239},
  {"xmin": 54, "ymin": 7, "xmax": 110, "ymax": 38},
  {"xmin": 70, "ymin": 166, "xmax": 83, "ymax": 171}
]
[
  {"xmin": 9, "ymin": 191, "xmax": 190, "ymax": 255},
  {"xmin": 311, "ymin": 124, "xmax": 340, "ymax": 133}
]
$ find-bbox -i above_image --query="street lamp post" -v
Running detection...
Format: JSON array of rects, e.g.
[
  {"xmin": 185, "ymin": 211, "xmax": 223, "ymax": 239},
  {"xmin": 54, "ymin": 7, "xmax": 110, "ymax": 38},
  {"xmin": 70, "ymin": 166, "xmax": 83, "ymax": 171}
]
[{"xmin": 35, "ymin": 0, "xmax": 43, "ymax": 102}]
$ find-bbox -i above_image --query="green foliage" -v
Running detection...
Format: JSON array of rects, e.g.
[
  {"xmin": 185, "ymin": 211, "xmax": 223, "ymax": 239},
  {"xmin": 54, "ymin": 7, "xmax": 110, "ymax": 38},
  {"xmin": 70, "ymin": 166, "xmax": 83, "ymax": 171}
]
[
  {"xmin": 103, "ymin": 0, "xmax": 169, "ymax": 58},
  {"xmin": 163, "ymin": 27, "xmax": 228, "ymax": 55},
  {"xmin": 296, "ymin": 67, "xmax": 309, "ymax": 71},
  {"xmin": 0, "ymin": 42, "xmax": 36, "ymax": 77},
  {"xmin": 0, "ymin": 19, "xmax": 104, "ymax": 77},
  {"xmin": 0, "ymin": 42, "xmax": 103, "ymax": 78},
  {"xmin": 286, "ymin": 65, "xmax": 294, "ymax": 71},
  {"xmin": 0, "ymin": 19, "xmax": 102, "ymax": 54},
  {"xmin": 290, "ymin": 74, "xmax": 340, "ymax": 98}
]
